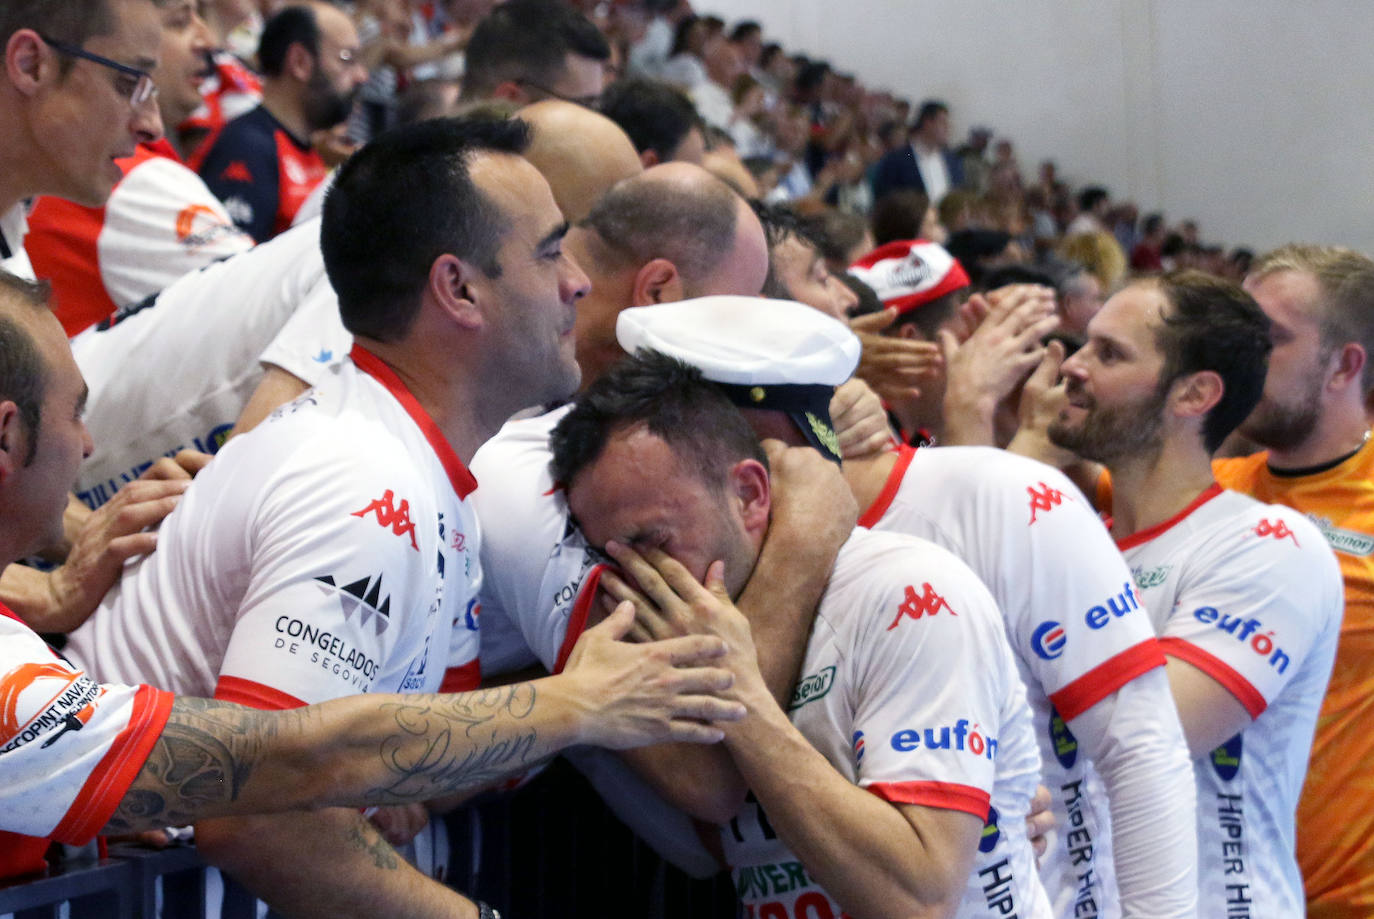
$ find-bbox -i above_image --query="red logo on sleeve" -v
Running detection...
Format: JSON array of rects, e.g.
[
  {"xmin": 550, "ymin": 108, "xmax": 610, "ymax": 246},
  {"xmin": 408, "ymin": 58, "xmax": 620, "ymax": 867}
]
[
  {"xmin": 1027, "ymin": 481, "xmax": 1069, "ymax": 524},
  {"xmin": 1255, "ymin": 518, "xmax": 1299, "ymax": 546},
  {"xmin": 220, "ymin": 160, "xmax": 253, "ymax": 183},
  {"xmin": 887, "ymin": 583, "xmax": 957, "ymax": 630},
  {"xmin": 352, "ymin": 490, "xmax": 419, "ymax": 550}
]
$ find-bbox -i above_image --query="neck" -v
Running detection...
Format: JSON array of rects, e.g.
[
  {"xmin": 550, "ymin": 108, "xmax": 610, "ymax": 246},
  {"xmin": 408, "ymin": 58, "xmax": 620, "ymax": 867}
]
[
  {"xmin": 1106, "ymin": 436, "xmax": 1215, "ymax": 539},
  {"xmin": 0, "ymin": 101, "xmax": 38, "ymax": 218},
  {"xmin": 1264, "ymin": 395, "xmax": 1370, "ymax": 470},
  {"xmin": 843, "ymin": 450, "xmax": 899, "ymax": 518},
  {"xmin": 260, "ymin": 81, "xmax": 310, "ymax": 142},
  {"xmin": 356, "ymin": 338, "xmax": 498, "ymax": 465}
]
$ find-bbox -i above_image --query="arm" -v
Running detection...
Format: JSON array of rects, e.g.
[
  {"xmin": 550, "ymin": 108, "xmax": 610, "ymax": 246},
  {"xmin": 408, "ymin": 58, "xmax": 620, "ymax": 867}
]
[
  {"xmin": 1165, "ymin": 656, "xmax": 1253, "ymax": 759},
  {"xmin": 233, "ymin": 364, "xmax": 311, "ymax": 434},
  {"xmin": 198, "ymin": 129, "xmax": 279, "ymax": 244},
  {"xmin": 602, "ymin": 445, "xmax": 857, "ymax": 823},
  {"xmin": 831, "ymin": 376, "xmax": 898, "ymax": 460}
]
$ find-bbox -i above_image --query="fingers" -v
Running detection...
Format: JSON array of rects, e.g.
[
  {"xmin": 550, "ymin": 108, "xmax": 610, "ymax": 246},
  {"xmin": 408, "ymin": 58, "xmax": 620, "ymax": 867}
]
[
  {"xmin": 661, "ymin": 720, "xmax": 727, "ymax": 745},
  {"xmin": 848, "ymin": 306, "xmax": 898, "ymax": 335},
  {"xmin": 103, "ymin": 488, "xmax": 186, "ymax": 537},
  {"xmin": 599, "ymin": 572, "xmax": 678, "ymax": 639},
  {"xmin": 669, "ymin": 693, "xmax": 746, "ymax": 724},
  {"xmin": 171, "ymin": 450, "xmax": 212, "ymax": 477},
  {"xmin": 1023, "ymin": 339, "xmax": 1066, "ymax": 398},
  {"xmin": 655, "ymin": 633, "xmax": 731, "ymax": 668},
  {"xmin": 104, "ymin": 531, "xmax": 159, "ymax": 565},
  {"xmin": 587, "ymin": 598, "xmax": 635, "ymax": 640},
  {"xmin": 937, "ymin": 328, "xmax": 960, "ymax": 364},
  {"xmin": 604, "ymin": 541, "xmax": 707, "ymax": 611}
]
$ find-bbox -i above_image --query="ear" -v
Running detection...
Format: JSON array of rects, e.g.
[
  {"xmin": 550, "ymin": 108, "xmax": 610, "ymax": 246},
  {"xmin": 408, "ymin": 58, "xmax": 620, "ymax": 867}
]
[
  {"xmin": 285, "ymin": 42, "xmax": 315, "ymax": 83},
  {"xmin": 727, "ymin": 458, "xmax": 770, "ymax": 535},
  {"xmin": 1169, "ymin": 370, "xmax": 1224, "ymax": 422},
  {"xmin": 426, "ymin": 253, "xmax": 483, "ymax": 331},
  {"xmin": 490, "ymin": 81, "xmax": 529, "ymax": 104},
  {"xmin": 6, "ymin": 30, "xmax": 50, "ymax": 96},
  {"xmin": 631, "ymin": 258, "xmax": 685, "ymax": 306},
  {"xmin": 639, "ymin": 149, "xmax": 660, "ymax": 169},
  {"xmin": 0, "ymin": 400, "xmax": 28, "ymax": 483},
  {"xmin": 894, "ymin": 321, "xmax": 923, "ymax": 341},
  {"xmin": 1328, "ymin": 342, "xmax": 1366, "ymax": 394}
]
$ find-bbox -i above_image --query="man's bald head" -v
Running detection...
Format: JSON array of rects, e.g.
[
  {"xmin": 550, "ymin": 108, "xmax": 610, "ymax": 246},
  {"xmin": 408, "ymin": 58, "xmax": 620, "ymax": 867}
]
[
  {"xmin": 518, "ymin": 100, "xmax": 642, "ymax": 223},
  {"xmin": 565, "ymin": 162, "xmax": 769, "ymax": 386}
]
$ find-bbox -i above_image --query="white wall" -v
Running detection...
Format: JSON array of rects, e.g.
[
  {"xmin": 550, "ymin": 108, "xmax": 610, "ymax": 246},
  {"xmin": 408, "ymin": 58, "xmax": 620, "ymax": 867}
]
[{"xmin": 698, "ymin": 0, "xmax": 1374, "ymax": 255}]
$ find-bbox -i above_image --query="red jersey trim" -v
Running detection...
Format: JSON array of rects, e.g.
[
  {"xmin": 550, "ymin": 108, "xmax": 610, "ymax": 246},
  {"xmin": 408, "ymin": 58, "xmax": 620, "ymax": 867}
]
[
  {"xmin": 1115, "ymin": 482, "xmax": 1225, "ymax": 551},
  {"xmin": 440, "ymin": 659, "xmax": 482, "ymax": 693},
  {"xmin": 0, "ymin": 602, "xmax": 28, "ymax": 626},
  {"xmin": 867, "ymin": 780, "xmax": 991, "ymax": 820},
  {"xmin": 554, "ymin": 564, "xmax": 608, "ymax": 674},
  {"xmin": 1160, "ymin": 637, "xmax": 1267, "ymax": 719},
  {"xmin": 214, "ymin": 675, "xmax": 308, "ymax": 711},
  {"xmin": 1049, "ymin": 638, "xmax": 1167, "ymax": 722},
  {"xmin": 50, "ymin": 684, "xmax": 174, "ymax": 845},
  {"xmin": 0, "ymin": 831, "xmax": 51, "ymax": 880},
  {"xmin": 858, "ymin": 445, "xmax": 917, "ymax": 529},
  {"xmin": 350, "ymin": 344, "xmax": 479, "ymax": 499}
]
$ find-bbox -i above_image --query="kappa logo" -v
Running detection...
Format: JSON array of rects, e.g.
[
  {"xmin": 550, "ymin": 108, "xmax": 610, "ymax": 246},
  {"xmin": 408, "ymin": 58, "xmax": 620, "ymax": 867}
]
[
  {"xmin": 313, "ymin": 572, "xmax": 393, "ymax": 634},
  {"xmin": 1031, "ymin": 621, "xmax": 1067, "ymax": 660},
  {"xmin": 788, "ymin": 666, "xmax": 835, "ymax": 710},
  {"xmin": 220, "ymin": 160, "xmax": 253, "ymax": 183},
  {"xmin": 886, "ymin": 583, "xmax": 956, "ymax": 631},
  {"xmin": 1027, "ymin": 481, "xmax": 1071, "ymax": 525},
  {"xmin": 1255, "ymin": 517, "xmax": 1300, "ymax": 546},
  {"xmin": 352, "ymin": 490, "xmax": 419, "ymax": 550},
  {"xmin": 0, "ymin": 662, "xmax": 101, "ymax": 755}
]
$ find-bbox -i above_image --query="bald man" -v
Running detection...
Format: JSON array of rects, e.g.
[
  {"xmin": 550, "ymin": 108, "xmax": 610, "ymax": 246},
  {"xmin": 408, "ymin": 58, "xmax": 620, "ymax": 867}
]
[{"xmin": 518, "ymin": 100, "xmax": 643, "ymax": 223}]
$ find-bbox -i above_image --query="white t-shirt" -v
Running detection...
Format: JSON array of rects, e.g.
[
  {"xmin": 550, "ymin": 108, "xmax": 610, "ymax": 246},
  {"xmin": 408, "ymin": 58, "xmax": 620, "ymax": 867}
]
[
  {"xmin": 256, "ymin": 274, "xmax": 353, "ymax": 389},
  {"xmin": 1119, "ymin": 485, "xmax": 1341, "ymax": 917},
  {"xmin": 914, "ymin": 143, "xmax": 952, "ymax": 204},
  {"xmin": 722, "ymin": 528, "xmax": 1050, "ymax": 919},
  {"xmin": 0, "ymin": 607, "xmax": 173, "ymax": 869},
  {"xmin": 861, "ymin": 445, "xmax": 1196, "ymax": 919},
  {"xmin": 0, "ymin": 202, "xmax": 34, "ymax": 278},
  {"xmin": 67, "ymin": 345, "xmax": 483, "ymax": 706},
  {"xmin": 71, "ymin": 218, "xmax": 326, "ymax": 509}
]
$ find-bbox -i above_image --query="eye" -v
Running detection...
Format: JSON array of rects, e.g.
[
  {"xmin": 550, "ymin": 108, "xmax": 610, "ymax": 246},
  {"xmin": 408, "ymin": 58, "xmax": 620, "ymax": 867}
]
[{"xmin": 113, "ymin": 72, "xmax": 140, "ymax": 98}]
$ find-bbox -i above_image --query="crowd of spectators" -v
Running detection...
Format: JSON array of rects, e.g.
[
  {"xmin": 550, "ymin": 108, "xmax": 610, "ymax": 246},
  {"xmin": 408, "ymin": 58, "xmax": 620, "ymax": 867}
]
[{"xmin": 3, "ymin": 2, "xmax": 1374, "ymax": 919}]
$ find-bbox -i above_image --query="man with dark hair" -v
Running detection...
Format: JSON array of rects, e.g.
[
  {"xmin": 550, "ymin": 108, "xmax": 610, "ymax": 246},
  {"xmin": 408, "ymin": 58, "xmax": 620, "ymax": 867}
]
[
  {"xmin": 1047, "ymin": 270, "xmax": 1342, "ymax": 916},
  {"xmin": 750, "ymin": 201, "xmax": 857, "ymax": 319},
  {"xmin": 548, "ymin": 328, "xmax": 1048, "ymax": 919},
  {"xmin": 0, "ymin": 0, "xmax": 163, "ymax": 273},
  {"xmin": 598, "ymin": 77, "xmax": 705, "ymax": 167},
  {"xmin": 0, "ymin": 268, "xmax": 743, "ymax": 887},
  {"xmin": 870, "ymin": 98, "xmax": 963, "ymax": 204},
  {"xmin": 64, "ymin": 116, "xmax": 591, "ymax": 917},
  {"xmin": 1068, "ymin": 185, "xmax": 1111, "ymax": 235},
  {"xmin": 1210, "ymin": 245, "xmax": 1374, "ymax": 918},
  {"xmin": 196, "ymin": 2, "xmax": 366, "ymax": 241},
  {"xmin": 459, "ymin": 0, "xmax": 609, "ymax": 106}
]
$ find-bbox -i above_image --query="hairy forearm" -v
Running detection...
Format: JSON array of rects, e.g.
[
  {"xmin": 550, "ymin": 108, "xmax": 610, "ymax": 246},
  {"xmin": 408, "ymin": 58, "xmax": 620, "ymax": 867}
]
[
  {"xmin": 105, "ymin": 682, "xmax": 585, "ymax": 833},
  {"xmin": 724, "ymin": 702, "xmax": 971, "ymax": 919},
  {"xmin": 0, "ymin": 564, "xmax": 61, "ymax": 632}
]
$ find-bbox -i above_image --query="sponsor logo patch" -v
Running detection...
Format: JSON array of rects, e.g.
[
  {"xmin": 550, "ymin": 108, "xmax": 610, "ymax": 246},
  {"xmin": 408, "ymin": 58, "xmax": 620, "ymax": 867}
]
[
  {"xmin": 352, "ymin": 489, "xmax": 419, "ymax": 550},
  {"xmin": 788, "ymin": 666, "xmax": 835, "ymax": 710},
  {"xmin": 886, "ymin": 583, "xmax": 957, "ymax": 631},
  {"xmin": 1031, "ymin": 620, "xmax": 1067, "ymax": 660},
  {"xmin": 1211, "ymin": 734, "xmax": 1243, "ymax": 781}
]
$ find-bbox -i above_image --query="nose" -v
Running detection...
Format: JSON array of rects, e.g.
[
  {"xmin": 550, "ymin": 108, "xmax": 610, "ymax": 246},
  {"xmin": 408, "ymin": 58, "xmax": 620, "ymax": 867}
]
[
  {"xmin": 831, "ymin": 274, "xmax": 859, "ymax": 317},
  {"xmin": 131, "ymin": 90, "xmax": 164, "ymax": 144},
  {"xmin": 80, "ymin": 420, "xmax": 94, "ymax": 460},
  {"xmin": 563, "ymin": 253, "xmax": 592, "ymax": 304},
  {"xmin": 191, "ymin": 11, "xmax": 214, "ymax": 53}
]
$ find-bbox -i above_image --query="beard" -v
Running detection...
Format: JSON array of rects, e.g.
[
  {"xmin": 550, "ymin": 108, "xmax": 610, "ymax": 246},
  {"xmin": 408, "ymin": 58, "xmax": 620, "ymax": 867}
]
[
  {"xmin": 304, "ymin": 71, "xmax": 358, "ymax": 132},
  {"xmin": 1048, "ymin": 377, "xmax": 1168, "ymax": 465},
  {"xmin": 1238, "ymin": 365, "xmax": 1326, "ymax": 451}
]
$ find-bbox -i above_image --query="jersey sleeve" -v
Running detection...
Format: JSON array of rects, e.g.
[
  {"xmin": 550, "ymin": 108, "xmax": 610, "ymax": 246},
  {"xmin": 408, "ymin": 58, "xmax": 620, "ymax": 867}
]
[
  {"xmin": 1157, "ymin": 507, "xmax": 1340, "ymax": 717},
  {"xmin": 845, "ymin": 541, "xmax": 1011, "ymax": 820},
  {"xmin": 97, "ymin": 157, "xmax": 253, "ymax": 306},
  {"xmin": 0, "ymin": 613, "xmax": 173, "ymax": 844},
  {"xmin": 214, "ymin": 427, "xmax": 439, "ymax": 709},
  {"xmin": 197, "ymin": 123, "xmax": 279, "ymax": 244},
  {"xmin": 257, "ymin": 281, "xmax": 352, "ymax": 385}
]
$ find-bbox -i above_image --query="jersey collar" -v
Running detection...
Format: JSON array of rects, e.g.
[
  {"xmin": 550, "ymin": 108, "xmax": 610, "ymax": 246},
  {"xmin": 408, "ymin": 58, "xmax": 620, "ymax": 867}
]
[
  {"xmin": 350, "ymin": 343, "xmax": 479, "ymax": 499},
  {"xmin": 858, "ymin": 444, "xmax": 917, "ymax": 528},
  {"xmin": 1115, "ymin": 481, "xmax": 1224, "ymax": 550}
]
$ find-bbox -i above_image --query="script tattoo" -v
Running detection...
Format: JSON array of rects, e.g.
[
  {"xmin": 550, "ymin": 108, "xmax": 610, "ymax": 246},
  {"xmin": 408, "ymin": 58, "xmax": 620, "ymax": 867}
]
[
  {"xmin": 369, "ymin": 684, "xmax": 543, "ymax": 802},
  {"xmin": 105, "ymin": 698, "xmax": 271, "ymax": 833}
]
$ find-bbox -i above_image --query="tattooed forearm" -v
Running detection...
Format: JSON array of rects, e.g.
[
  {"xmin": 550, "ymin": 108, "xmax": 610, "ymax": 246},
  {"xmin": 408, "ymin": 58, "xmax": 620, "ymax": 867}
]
[{"xmin": 344, "ymin": 816, "xmax": 400, "ymax": 870}]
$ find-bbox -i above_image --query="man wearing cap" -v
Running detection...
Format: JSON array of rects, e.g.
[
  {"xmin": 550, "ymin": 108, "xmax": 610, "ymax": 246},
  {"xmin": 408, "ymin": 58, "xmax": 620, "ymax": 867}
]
[
  {"xmin": 607, "ymin": 295, "xmax": 1200, "ymax": 918},
  {"xmin": 548, "ymin": 324, "xmax": 1051, "ymax": 919}
]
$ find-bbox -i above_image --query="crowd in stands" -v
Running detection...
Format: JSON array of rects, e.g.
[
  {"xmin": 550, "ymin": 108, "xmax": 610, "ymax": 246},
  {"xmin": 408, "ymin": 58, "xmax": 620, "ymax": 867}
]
[{"xmin": 2, "ymin": 2, "xmax": 1373, "ymax": 919}]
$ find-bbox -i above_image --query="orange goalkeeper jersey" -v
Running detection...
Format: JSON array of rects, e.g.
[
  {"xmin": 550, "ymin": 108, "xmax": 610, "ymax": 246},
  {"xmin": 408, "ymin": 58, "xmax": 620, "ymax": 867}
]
[{"xmin": 1214, "ymin": 435, "xmax": 1374, "ymax": 919}]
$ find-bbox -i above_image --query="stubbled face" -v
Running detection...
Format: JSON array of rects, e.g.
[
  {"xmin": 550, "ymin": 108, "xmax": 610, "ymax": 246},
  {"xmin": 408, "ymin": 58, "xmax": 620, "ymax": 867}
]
[
  {"xmin": 1051, "ymin": 284, "xmax": 1171, "ymax": 464},
  {"xmin": 773, "ymin": 235, "xmax": 857, "ymax": 321},
  {"xmin": 31, "ymin": 0, "xmax": 164, "ymax": 205},
  {"xmin": 1237, "ymin": 269, "xmax": 1331, "ymax": 450},
  {"xmin": 468, "ymin": 154, "xmax": 591, "ymax": 411},
  {"xmin": 567, "ymin": 426, "xmax": 757, "ymax": 598},
  {"xmin": 152, "ymin": 0, "xmax": 215, "ymax": 126},
  {"xmin": 302, "ymin": 4, "xmax": 366, "ymax": 131}
]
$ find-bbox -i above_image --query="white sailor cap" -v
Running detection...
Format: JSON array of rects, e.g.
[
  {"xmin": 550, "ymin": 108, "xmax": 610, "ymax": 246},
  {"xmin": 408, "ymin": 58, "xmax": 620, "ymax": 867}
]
[{"xmin": 616, "ymin": 295, "xmax": 861, "ymax": 462}]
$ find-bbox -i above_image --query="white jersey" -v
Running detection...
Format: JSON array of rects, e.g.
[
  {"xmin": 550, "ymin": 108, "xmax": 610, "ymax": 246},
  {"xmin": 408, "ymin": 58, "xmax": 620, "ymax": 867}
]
[
  {"xmin": 1119, "ymin": 485, "xmax": 1341, "ymax": 918},
  {"xmin": 861, "ymin": 445, "xmax": 1196, "ymax": 919},
  {"xmin": 722, "ymin": 529, "xmax": 1049, "ymax": 919},
  {"xmin": 67, "ymin": 345, "xmax": 483, "ymax": 707},
  {"xmin": 0, "ymin": 608, "xmax": 172, "ymax": 853},
  {"xmin": 71, "ymin": 218, "xmax": 326, "ymax": 509},
  {"xmin": 256, "ymin": 271, "xmax": 353, "ymax": 388}
]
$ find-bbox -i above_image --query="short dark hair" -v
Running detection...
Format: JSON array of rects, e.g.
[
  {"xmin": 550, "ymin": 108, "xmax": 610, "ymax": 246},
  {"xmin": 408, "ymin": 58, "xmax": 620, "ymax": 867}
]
[
  {"xmin": 870, "ymin": 189, "xmax": 929, "ymax": 246},
  {"xmin": 729, "ymin": 20, "xmax": 761, "ymax": 43},
  {"xmin": 320, "ymin": 117, "xmax": 531, "ymax": 342},
  {"xmin": 1142, "ymin": 212, "xmax": 1165, "ymax": 236},
  {"xmin": 580, "ymin": 171, "xmax": 740, "ymax": 288},
  {"xmin": 750, "ymin": 200, "xmax": 819, "ymax": 300},
  {"xmin": 945, "ymin": 228, "xmax": 1013, "ymax": 288},
  {"xmin": 461, "ymin": 0, "xmax": 609, "ymax": 101},
  {"xmin": 550, "ymin": 350, "xmax": 766, "ymax": 491},
  {"xmin": 0, "ymin": 0, "xmax": 114, "ymax": 57},
  {"xmin": 257, "ymin": 5, "xmax": 320, "ymax": 78},
  {"xmin": 598, "ymin": 78, "xmax": 700, "ymax": 160},
  {"xmin": 1077, "ymin": 186, "xmax": 1109, "ymax": 213},
  {"xmin": 0, "ymin": 272, "xmax": 53, "ymax": 465},
  {"xmin": 914, "ymin": 100, "xmax": 948, "ymax": 129},
  {"xmin": 1151, "ymin": 270, "xmax": 1272, "ymax": 452}
]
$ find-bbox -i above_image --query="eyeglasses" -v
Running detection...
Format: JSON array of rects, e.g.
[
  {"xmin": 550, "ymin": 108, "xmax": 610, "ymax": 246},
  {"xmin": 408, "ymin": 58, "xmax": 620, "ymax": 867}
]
[
  {"xmin": 38, "ymin": 34, "xmax": 158, "ymax": 107},
  {"xmin": 515, "ymin": 78, "xmax": 601, "ymax": 109}
]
